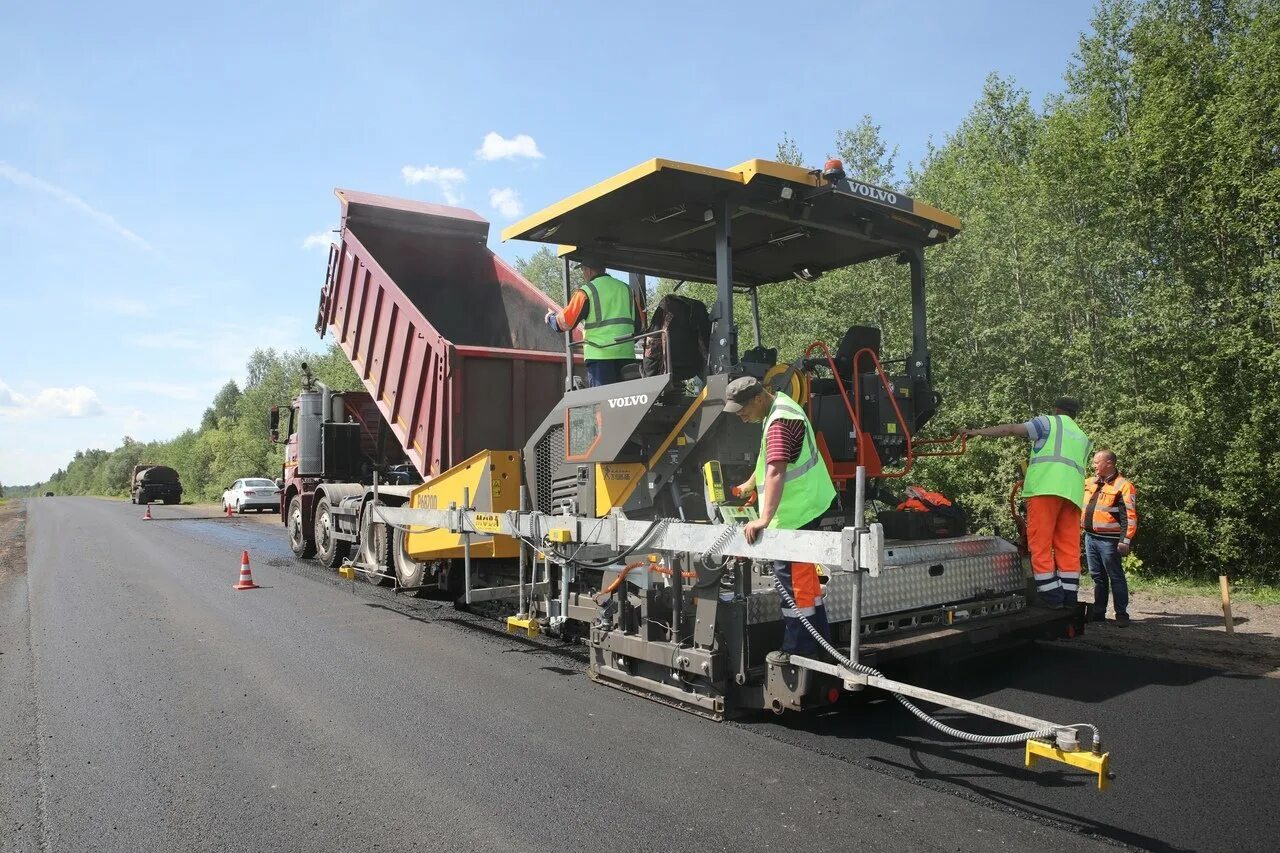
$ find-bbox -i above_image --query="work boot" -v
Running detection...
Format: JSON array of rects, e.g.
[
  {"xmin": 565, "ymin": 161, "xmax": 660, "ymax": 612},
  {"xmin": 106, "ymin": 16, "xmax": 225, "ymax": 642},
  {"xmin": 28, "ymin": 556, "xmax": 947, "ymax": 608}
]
[
  {"xmin": 766, "ymin": 651, "xmax": 791, "ymax": 667},
  {"xmin": 1115, "ymin": 614, "xmax": 1131, "ymax": 627}
]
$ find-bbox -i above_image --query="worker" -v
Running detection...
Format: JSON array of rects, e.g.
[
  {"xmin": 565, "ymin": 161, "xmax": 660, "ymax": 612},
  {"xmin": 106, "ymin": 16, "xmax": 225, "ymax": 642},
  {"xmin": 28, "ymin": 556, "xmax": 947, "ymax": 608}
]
[
  {"xmin": 963, "ymin": 397, "xmax": 1092, "ymax": 608},
  {"xmin": 727, "ymin": 376, "xmax": 838, "ymax": 665},
  {"xmin": 1082, "ymin": 449, "xmax": 1138, "ymax": 626},
  {"xmin": 544, "ymin": 256, "xmax": 643, "ymax": 387}
]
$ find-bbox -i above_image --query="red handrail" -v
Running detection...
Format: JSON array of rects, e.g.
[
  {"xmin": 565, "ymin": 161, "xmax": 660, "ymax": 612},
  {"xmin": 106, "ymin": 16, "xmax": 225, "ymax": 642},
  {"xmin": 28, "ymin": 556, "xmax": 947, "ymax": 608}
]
[
  {"xmin": 849, "ymin": 347, "xmax": 916, "ymax": 479},
  {"xmin": 914, "ymin": 432, "xmax": 969, "ymax": 457}
]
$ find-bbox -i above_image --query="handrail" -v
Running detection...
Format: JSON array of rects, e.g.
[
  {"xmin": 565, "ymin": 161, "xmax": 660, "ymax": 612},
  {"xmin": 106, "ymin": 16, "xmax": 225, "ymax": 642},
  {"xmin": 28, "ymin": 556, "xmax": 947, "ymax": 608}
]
[
  {"xmin": 914, "ymin": 432, "xmax": 969, "ymax": 457},
  {"xmin": 849, "ymin": 346, "xmax": 916, "ymax": 479}
]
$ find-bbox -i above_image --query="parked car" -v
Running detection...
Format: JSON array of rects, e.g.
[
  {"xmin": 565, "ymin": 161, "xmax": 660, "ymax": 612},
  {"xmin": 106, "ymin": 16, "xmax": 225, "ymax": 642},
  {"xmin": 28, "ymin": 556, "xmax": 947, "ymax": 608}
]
[
  {"xmin": 222, "ymin": 478, "xmax": 282, "ymax": 513},
  {"xmin": 45, "ymin": 491, "xmax": 54, "ymax": 497}
]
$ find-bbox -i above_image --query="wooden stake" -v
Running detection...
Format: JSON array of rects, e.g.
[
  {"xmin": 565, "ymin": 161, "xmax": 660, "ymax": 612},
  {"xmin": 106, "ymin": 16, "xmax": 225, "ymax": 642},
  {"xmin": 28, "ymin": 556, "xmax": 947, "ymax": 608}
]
[{"xmin": 1219, "ymin": 575, "xmax": 1235, "ymax": 635}]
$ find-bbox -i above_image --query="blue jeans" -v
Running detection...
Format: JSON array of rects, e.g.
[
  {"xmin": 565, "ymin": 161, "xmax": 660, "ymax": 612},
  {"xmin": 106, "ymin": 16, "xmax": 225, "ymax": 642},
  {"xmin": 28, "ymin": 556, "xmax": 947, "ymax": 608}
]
[
  {"xmin": 586, "ymin": 360, "xmax": 637, "ymax": 388},
  {"xmin": 1086, "ymin": 534, "xmax": 1129, "ymax": 618}
]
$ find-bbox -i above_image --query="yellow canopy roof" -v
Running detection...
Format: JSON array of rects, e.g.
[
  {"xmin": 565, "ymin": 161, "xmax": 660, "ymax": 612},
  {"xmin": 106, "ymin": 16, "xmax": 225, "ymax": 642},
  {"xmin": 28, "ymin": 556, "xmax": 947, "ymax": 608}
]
[{"xmin": 502, "ymin": 158, "xmax": 961, "ymax": 286}]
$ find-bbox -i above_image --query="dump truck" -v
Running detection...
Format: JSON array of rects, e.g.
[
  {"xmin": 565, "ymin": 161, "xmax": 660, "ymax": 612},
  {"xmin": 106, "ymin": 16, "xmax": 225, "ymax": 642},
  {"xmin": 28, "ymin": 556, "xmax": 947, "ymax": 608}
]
[
  {"xmin": 276, "ymin": 161, "xmax": 1109, "ymax": 788},
  {"xmin": 130, "ymin": 464, "xmax": 182, "ymax": 505},
  {"xmin": 273, "ymin": 190, "xmax": 577, "ymax": 590}
]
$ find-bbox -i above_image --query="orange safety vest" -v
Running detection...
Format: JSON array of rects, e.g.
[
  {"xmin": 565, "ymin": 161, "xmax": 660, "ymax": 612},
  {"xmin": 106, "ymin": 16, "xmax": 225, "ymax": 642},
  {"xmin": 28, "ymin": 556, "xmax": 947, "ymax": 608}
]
[
  {"xmin": 1081, "ymin": 473, "xmax": 1138, "ymax": 542},
  {"xmin": 897, "ymin": 486, "xmax": 953, "ymax": 513}
]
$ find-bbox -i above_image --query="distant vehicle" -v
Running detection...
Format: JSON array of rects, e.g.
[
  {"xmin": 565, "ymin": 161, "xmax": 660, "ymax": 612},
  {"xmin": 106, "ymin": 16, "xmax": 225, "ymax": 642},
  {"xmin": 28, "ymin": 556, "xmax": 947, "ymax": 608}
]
[
  {"xmin": 131, "ymin": 464, "xmax": 183, "ymax": 505},
  {"xmin": 45, "ymin": 491, "xmax": 54, "ymax": 497},
  {"xmin": 223, "ymin": 478, "xmax": 282, "ymax": 514}
]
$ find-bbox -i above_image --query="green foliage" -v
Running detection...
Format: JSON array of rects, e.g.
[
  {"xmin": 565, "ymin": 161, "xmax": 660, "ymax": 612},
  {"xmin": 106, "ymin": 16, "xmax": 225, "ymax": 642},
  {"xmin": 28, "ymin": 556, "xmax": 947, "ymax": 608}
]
[{"xmin": 515, "ymin": 246, "xmax": 567, "ymax": 301}]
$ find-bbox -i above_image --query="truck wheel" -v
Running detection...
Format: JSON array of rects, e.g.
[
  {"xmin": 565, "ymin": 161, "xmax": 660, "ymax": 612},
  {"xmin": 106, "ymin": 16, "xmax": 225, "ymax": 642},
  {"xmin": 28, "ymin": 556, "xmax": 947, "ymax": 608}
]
[
  {"xmin": 314, "ymin": 496, "xmax": 350, "ymax": 569},
  {"xmin": 391, "ymin": 527, "xmax": 427, "ymax": 594},
  {"xmin": 358, "ymin": 501, "xmax": 391, "ymax": 585},
  {"xmin": 288, "ymin": 496, "xmax": 316, "ymax": 558}
]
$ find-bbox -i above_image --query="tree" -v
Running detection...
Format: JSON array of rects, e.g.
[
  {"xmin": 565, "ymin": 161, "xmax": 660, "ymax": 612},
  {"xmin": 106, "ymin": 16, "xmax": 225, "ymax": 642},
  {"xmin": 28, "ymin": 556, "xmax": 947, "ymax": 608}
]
[{"xmin": 515, "ymin": 246, "xmax": 567, "ymax": 301}]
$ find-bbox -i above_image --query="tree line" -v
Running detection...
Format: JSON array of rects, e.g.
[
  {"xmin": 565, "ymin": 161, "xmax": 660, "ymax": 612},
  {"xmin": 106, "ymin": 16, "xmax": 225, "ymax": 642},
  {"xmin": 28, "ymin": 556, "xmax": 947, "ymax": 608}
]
[
  {"xmin": 17, "ymin": 0, "xmax": 1277, "ymax": 585},
  {"xmin": 18, "ymin": 346, "xmax": 359, "ymax": 503}
]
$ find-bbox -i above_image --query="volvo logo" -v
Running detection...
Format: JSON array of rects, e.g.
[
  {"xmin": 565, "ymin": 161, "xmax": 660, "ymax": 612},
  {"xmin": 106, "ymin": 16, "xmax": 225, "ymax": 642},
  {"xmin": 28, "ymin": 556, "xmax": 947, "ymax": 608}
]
[
  {"xmin": 846, "ymin": 180, "xmax": 898, "ymax": 205},
  {"xmin": 607, "ymin": 394, "xmax": 649, "ymax": 408}
]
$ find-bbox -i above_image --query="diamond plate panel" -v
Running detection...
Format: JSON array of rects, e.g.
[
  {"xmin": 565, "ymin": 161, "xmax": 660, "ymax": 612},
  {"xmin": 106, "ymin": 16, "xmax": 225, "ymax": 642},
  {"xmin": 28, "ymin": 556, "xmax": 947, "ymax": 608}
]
[{"xmin": 745, "ymin": 536, "xmax": 1026, "ymax": 625}]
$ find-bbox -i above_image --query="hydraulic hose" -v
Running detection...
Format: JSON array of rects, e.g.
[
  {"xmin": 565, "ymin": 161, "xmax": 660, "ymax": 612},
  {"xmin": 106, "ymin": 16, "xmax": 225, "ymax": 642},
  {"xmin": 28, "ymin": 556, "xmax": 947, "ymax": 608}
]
[{"xmin": 770, "ymin": 576, "xmax": 1099, "ymax": 747}]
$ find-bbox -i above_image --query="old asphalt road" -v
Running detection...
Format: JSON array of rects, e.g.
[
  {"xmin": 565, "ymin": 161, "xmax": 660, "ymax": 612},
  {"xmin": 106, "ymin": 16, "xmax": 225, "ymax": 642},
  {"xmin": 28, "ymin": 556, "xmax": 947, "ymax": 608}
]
[{"xmin": 3, "ymin": 498, "xmax": 1276, "ymax": 852}]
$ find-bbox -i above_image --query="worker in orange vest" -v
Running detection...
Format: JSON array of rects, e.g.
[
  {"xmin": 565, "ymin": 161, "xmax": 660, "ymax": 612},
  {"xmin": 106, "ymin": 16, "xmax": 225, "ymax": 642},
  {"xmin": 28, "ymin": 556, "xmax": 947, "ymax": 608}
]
[
  {"xmin": 964, "ymin": 397, "xmax": 1092, "ymax": 608},
  {"xmin": 1082, "ymin": 449, "xmax": 1138, "ymax": 626}
]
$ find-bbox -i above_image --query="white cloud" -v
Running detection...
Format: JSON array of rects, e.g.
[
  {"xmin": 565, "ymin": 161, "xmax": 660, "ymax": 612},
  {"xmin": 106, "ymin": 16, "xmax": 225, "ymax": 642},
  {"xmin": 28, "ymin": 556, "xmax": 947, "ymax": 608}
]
[
  {"xmin": 488, "ymin": 187, "xmax": 523, "ymax": 219},
  {"xmin": 0, "ymin": 161, "xmax": 153, "ymax": 251},
  {"xmin": 401, "ymin": 165, "xmax": 466, "ymax": 204},
  {"xmin": 475, "ymin": 132, "xmax": 543, "ymax": 162},
  {"xmin": 302, "ymin": 231, "xmax": 337, "ymax": 250},
  {"xmin": 0, "ymin": 379, "xmax": 103, "ymax": 419}
]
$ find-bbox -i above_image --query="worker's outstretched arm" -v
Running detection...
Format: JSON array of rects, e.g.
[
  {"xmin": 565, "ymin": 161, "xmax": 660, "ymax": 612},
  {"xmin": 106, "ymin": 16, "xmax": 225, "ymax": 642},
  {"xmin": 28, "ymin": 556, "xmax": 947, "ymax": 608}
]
[
  {"xmin": 743, "ymin": 461, "xmax": 786, "ymax": 544},
  {"xmin": 963, "ymin": 423, "xmax": 1031, "ymax": 439}
]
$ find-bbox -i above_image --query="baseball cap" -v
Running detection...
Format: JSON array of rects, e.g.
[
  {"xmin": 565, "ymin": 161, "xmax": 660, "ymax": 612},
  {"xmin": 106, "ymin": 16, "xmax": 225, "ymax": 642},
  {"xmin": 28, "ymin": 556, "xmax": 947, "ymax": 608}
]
[
  {"xmin": 1053, "ymin": 396, "xmax": 1081, "ymax": 416},
  {"xmin": 571, "ymin": 254, "xmax": 605, "ymax": 270},
  {"xmin": 723, "ymin": 376, "xmax": 764, "ymax": 413}
]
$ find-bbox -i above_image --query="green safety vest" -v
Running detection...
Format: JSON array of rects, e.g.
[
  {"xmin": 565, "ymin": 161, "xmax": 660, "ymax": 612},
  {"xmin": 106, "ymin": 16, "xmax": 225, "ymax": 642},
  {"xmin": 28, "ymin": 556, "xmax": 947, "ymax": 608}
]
[
  {"xmin": 1023, "ymin": 414, "xmax": 1092, "ymax": 508},
  {"xmin": 581, "ymin": 275, "xmax": 639, "ymax": 361},
  {"xmin": 754, "ymin": 393, "xmax": 838, "ymax": 530}
]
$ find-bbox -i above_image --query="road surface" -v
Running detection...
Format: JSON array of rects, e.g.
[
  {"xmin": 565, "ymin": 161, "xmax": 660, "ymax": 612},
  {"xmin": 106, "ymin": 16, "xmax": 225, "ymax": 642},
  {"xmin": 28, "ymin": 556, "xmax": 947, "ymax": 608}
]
[{"xmin": 3, "ymin": 497, "xmax": 1276, "ymax": 852}]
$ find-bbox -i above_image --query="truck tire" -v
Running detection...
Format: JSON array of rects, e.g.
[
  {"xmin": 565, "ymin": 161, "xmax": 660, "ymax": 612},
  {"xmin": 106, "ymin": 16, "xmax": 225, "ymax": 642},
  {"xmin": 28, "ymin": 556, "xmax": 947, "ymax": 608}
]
[
  {"xmin": 391, "ymin": 527, "xmax": 427, "ymax": 594},
  {"xmin": 314, "ymin": 496, "xmax": 350, "ymax": 569},
  {"xmin": 358, "ymin": 501, "xmax": 391, "ymax": 585},
  {"xmin": 288, "ymin": 496, "xmax": 316, "ymax": 558}
]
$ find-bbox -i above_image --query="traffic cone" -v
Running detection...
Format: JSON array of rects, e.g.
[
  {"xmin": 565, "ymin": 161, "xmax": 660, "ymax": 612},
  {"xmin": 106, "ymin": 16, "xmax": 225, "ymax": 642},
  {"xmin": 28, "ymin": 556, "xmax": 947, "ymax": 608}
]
[
  {"xmin": 142, "ymin": 504, "xmax": 152, "ymax": 521},
  {"xmin": 225, "ymin": 502, "xmax": 233, "ymax": 518},
  {"xmin": 233, "ymin": 550, "xmax": 259, "ymax": 590}
]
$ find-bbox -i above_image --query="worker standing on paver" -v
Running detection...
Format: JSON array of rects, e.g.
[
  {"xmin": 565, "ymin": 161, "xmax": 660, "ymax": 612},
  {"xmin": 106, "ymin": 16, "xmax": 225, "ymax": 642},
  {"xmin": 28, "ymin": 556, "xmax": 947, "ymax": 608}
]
[
  {"xmin": 964, "ymin": 397, "xmax": 1092, "ymax": 608},
  {"xmin": 544, "ymin": 257, "xmax": 643, "ymax": 387},
  {"xmin": 727, "ymin": 376, "xmax": 839, "ymax": 664},
  {"xmin": 1082, "ymin": 449, "xmax": 1138, "ymax": 626}
]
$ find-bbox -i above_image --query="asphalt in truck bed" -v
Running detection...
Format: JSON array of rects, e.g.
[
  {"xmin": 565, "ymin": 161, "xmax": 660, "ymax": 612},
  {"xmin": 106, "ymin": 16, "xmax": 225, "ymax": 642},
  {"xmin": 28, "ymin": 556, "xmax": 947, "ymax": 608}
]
[{"xmin": 2, "ymin": 497, "xmax": 1276, "ymax": 852}]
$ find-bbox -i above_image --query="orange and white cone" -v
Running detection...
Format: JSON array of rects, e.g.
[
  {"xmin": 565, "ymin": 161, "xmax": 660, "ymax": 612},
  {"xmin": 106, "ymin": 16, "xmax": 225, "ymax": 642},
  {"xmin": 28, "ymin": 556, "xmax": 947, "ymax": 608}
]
[
  {"xmin": 233, "ymin": 550, "xmax": 259, "ymax": 590},
  {"xmin": 142, "ymin": 504, "xmax": 152, "ymax": 521},
  {"xmin": 225, "ymin": 502, "xmax": 233, "ymax": 518}
]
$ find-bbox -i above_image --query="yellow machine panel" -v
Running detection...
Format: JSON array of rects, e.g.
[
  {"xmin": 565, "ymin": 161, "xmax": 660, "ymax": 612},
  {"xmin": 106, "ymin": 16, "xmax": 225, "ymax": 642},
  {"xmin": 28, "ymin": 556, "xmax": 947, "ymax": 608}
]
[
  {"xmin": 594, "ymin": 463, "xmax": 646, "ymax": 516},
  {"xmin": 405, "ymin": 450, "xmax": 521, "ymax": 561}
]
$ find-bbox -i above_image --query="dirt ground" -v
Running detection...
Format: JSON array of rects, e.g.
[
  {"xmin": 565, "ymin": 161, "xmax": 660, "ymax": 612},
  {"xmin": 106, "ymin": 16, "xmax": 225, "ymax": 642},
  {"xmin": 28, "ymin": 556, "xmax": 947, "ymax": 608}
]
[
  {"xmin": 0, "ymin": 501, "xmax": 24, "ymax": 582},
  {"xmin": 5, "ymin": 499, "xmax": 1278, "ymax": 678},
  {"xmin": 1070, "ymin": 577, "xmax": 1280, "ymax": 677}
]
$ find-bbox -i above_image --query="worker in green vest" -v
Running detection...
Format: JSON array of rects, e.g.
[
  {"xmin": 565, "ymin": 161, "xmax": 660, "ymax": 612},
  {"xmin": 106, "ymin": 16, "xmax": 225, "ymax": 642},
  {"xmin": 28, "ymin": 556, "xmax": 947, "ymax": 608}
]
[
  {"xmin": 544, "ymin": 256, "xmax": 643, "ymax": 387},
  {"xmin": 728, "ymin": 376, "xmax": 839, "ymax": 665},
  {"xmin": 964, "ymin": 397, "xmax": 1093, "ymax": 607}
]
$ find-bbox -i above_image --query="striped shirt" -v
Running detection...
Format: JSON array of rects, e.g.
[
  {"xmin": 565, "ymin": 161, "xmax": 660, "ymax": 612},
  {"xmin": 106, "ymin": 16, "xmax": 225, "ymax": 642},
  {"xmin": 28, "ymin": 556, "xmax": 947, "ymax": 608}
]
[{"xmin": 765, "ymin": 418, "xmax": 806, "ymax": 465}]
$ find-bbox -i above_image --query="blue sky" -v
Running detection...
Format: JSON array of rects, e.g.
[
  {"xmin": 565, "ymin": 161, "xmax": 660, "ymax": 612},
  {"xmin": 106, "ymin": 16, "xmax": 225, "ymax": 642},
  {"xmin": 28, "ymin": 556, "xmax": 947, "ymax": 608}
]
[{"xmin": 0, "ymin": 0, "xmax": 1096, "ymax": 485}]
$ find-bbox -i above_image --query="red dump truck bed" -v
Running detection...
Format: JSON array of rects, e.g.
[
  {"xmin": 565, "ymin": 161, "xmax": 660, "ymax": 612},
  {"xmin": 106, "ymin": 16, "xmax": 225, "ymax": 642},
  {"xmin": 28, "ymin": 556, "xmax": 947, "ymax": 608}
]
[{"xmin": 318, "ymin": 190, "xmax": 576, "ymax": 478}]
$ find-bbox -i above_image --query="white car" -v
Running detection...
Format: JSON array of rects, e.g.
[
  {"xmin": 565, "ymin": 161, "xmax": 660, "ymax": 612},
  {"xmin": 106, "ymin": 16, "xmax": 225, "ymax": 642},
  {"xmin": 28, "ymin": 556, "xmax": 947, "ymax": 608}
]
[{"xmin": 222, "ymin": 478, "xmax": 282, "ymax": 514}]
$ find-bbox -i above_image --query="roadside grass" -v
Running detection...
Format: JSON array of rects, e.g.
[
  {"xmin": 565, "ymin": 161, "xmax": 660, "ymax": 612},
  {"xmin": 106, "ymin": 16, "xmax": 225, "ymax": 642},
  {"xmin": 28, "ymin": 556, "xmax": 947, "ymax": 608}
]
[{"xmin": 1080, "ymin": 572, "xmax": 1280, "ymax": 606}]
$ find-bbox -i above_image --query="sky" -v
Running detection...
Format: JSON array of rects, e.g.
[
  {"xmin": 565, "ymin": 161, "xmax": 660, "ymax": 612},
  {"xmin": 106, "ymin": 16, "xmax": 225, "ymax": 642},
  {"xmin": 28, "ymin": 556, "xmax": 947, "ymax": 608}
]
[{"xmin": 0, "ymin": 0, "xmax": 1098, "ymax": 486}]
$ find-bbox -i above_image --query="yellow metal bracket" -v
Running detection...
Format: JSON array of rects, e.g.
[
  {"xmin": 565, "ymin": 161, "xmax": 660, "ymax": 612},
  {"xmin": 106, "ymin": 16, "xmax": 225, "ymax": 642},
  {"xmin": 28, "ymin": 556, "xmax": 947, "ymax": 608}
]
[
  {"xmin": 547, "ymin": 528, "xmax": 573, "ymax": 543},
  {"xmin": 338, "ymin": 565, "xmax": 357, "ymax": 580},
  {"xmin": 506, "ymin": 615, "xmax": 540, "ymax": 638},
  {"xmin": 1025, "ymin": 739, "xmax": 1111, "ymax": 791}
]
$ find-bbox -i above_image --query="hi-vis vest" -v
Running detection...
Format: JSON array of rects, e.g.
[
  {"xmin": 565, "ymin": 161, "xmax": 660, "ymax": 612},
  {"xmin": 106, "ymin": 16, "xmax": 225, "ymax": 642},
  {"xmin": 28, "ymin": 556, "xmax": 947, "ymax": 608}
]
[
  {"xmin": 582, "ymin": 275, "xmax": 639, "ymax": 361},
  {"xmin": 754, "ymin": 393, "xmax": 838, "ymax": 530},
  {"xmin": 1023, "ymin": 414, "xmax": 1091, "ymax": 508}
]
